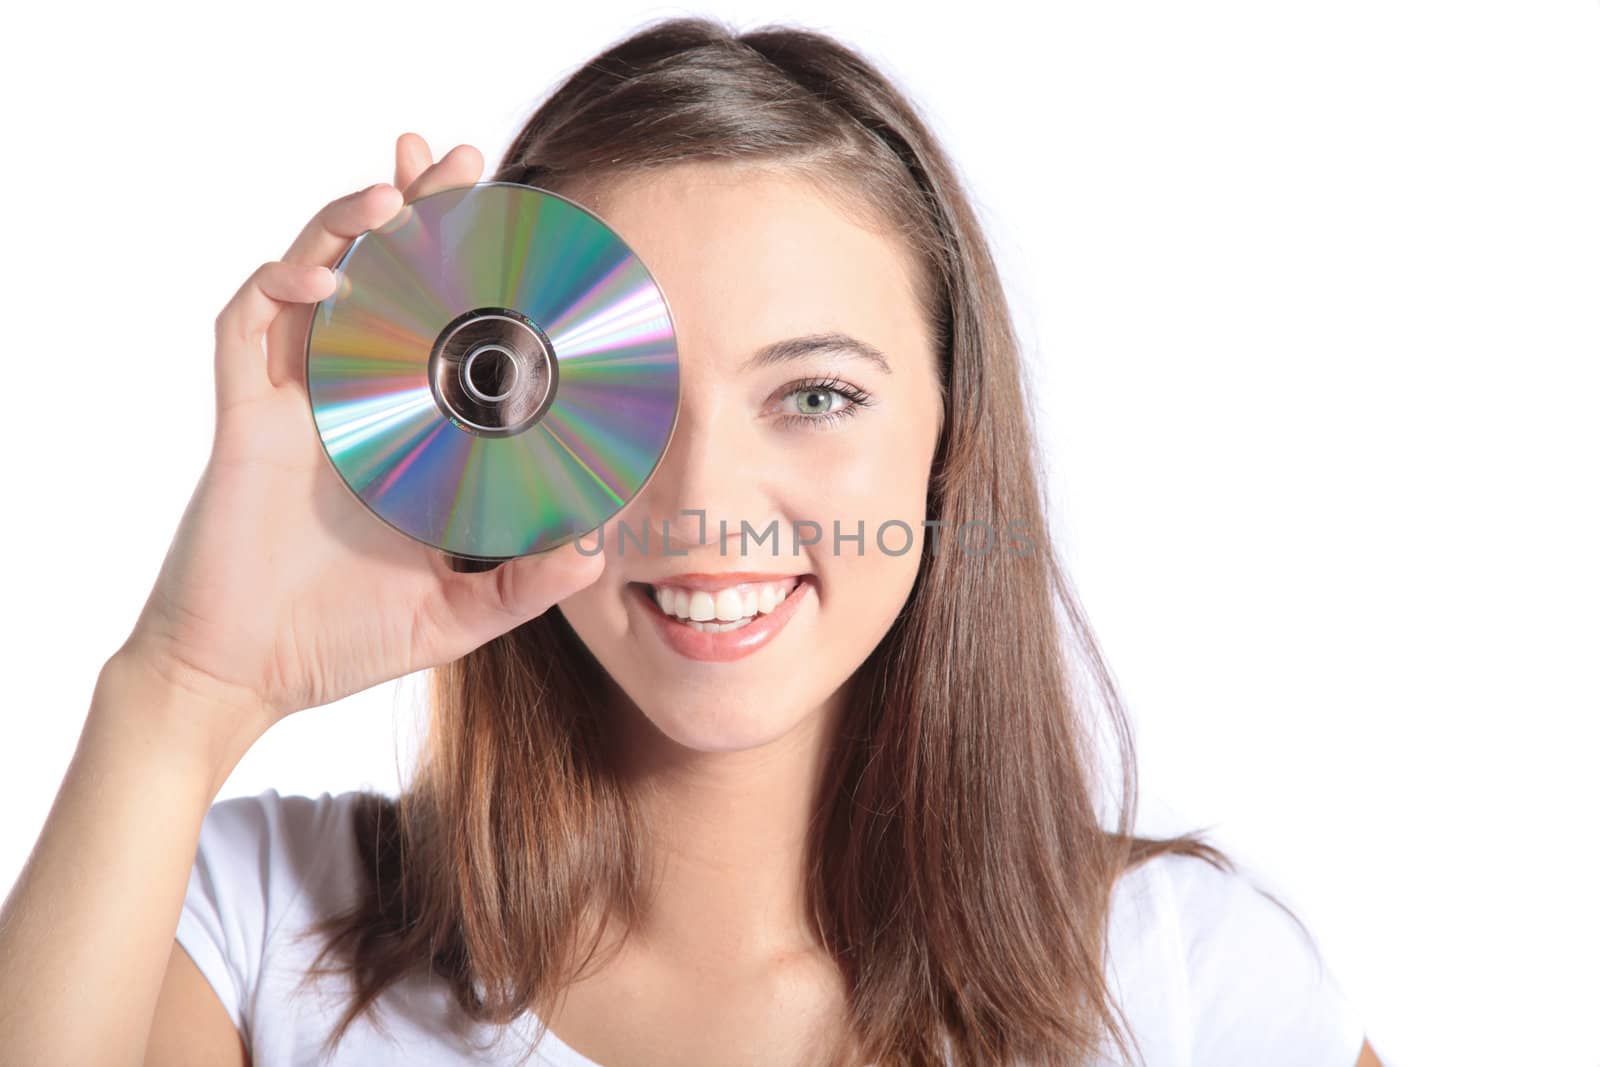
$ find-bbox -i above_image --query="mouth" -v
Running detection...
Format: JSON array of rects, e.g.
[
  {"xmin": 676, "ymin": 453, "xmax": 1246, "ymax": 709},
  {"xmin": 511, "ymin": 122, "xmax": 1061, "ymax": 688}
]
[{"xmin": 627, "ymin": 575, "xmax": 815, "ymax": 662}]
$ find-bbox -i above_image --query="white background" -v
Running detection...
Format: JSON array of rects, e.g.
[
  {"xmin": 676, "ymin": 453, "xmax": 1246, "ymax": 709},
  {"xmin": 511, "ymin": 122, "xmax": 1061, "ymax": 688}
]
[{"xmin": 2, "ymin": 3, "xmax": 1596, "ymax": 1065}]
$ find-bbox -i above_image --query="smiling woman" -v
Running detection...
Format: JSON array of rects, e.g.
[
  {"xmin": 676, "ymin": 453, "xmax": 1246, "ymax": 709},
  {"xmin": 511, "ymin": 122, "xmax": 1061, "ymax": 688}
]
[
  {"xmin": 0, "ymin": 14, "xmax": 1378, "ymax": 1067},
  {"xmin": 552, "ymin": 158, "xmax": 945, "ymax": 752}
]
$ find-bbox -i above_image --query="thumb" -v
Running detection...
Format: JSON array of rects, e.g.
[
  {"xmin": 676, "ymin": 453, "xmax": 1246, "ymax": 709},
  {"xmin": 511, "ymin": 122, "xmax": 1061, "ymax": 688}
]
[{"xmin": 437, "ymin": 536, "xmax": 606, "ymax": 650}]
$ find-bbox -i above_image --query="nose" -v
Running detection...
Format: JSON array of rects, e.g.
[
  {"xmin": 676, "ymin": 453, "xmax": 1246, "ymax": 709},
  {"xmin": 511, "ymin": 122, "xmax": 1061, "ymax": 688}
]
[{"xmin": 633, "ymin": 389, "xmax": 768, "ymax": 558}]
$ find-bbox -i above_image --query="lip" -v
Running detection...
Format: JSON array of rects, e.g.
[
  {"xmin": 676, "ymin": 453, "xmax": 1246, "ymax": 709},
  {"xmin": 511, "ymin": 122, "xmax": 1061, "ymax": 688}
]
[
  {"xmin": 630, "ymin": 575, "xmax": 814, "ymax": 663},
  {"xmin": 635, "ymin": 571, "xmax": 803, "ymax": 593}
]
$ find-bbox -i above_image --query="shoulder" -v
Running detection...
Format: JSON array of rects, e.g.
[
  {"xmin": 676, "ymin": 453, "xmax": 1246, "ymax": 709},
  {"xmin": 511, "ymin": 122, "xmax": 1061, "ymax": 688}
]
[
  {"xmin": 193, "ymin": 788, "xmax": 372, "ymax": 908},
  {"xmin": 174, "ymin": 789, "xmax": 380, "ymax": 1040},
  {"xmin": 197, "ymin": 787, "xmax": 368, "ymax": 857},
  {"xmin": 1105, "ymin": 850, "xmax": 1367, "ymax": 1067},
  {"xmin": 198, "ymin": 787, "xmax": 357, "ymax": 846}
]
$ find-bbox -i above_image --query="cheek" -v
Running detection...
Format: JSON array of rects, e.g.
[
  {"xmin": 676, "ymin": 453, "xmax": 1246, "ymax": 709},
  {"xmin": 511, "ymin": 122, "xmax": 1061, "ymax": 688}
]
[
  {"xmin": 553, "ymin": 508, "xmax": 649, "ymax": 642},
  {"xmin": 555, "ymin": 577, "xmax": 624, "ymax": 649},
  {"xmin": 778, "ymin": 390, "xmax": 939, "ymax": 527},
  {"xmin": 795, "ymin": 435, "xmax": 932, "ymax": 649},
  {"xmin": 798, "ymin": 448, "xmax": 926, "ymax": 557}
]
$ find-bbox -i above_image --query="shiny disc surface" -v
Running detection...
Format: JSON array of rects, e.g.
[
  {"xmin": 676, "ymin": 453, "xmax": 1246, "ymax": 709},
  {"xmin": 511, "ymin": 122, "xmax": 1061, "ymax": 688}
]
[{"xmin": 305, "ymin": 181, "xmax": 679, "ymax": 560}]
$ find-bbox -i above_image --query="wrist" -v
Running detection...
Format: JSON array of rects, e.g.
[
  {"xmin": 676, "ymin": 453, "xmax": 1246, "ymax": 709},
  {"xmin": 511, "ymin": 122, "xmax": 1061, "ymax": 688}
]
[{"xmin": 90, "ymin": 648, "xmax": 272, "ymax": 796}]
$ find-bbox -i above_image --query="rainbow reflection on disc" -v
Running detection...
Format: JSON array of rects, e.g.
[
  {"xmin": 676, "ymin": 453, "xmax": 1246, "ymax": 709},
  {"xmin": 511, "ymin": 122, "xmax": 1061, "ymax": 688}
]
[{"xmin": 305, "ymin": 181, "xmax": 679, "ymax": 561}]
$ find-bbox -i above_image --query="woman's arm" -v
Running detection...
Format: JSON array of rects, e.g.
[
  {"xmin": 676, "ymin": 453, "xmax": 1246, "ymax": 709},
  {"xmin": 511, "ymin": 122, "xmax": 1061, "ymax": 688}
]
[
  {"xmin": 0, "ymin": 652, "xmax": 263, "ymax": 1065},
  {"xmin": 0, "ymin": 132, "xmax": 602, "ymax": 1065},
  {"xmin": 144, "ymin": 941, "xmax": 249, "ymax": 1066}
]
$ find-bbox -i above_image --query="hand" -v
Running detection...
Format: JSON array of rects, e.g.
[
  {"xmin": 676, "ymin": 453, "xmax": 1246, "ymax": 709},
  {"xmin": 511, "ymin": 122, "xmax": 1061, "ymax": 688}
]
[{"xmin": 117, "ymin": 133, "xmax": 605, "ymax": 734}]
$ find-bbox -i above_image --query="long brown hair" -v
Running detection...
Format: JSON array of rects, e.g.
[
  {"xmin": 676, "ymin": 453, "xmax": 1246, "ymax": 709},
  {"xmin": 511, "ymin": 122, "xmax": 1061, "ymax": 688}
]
[{"xmin": 296, "ymin": 16, "xmax": 1242, "ymax": 1066}]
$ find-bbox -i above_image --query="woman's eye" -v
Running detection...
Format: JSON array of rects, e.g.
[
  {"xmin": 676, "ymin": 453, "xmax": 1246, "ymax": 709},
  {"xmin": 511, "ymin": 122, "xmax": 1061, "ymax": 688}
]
[{"xmin": 773, "ymin": 378, "xmax": 875, "ymax": 429}]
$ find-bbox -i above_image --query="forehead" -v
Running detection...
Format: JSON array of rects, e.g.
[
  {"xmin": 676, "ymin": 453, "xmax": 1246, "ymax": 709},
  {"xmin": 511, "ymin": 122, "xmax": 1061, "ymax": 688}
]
[{"xmin": 576, "ymin": 162, "xmax": 929, "ymax": 375}]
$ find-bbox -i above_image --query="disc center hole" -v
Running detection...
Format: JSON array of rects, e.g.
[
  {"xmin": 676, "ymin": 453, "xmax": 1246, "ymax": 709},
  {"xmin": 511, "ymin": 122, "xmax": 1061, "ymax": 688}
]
[{"xmin": 462, "ymin": 344, "xmax": 517, "ymax": 402}]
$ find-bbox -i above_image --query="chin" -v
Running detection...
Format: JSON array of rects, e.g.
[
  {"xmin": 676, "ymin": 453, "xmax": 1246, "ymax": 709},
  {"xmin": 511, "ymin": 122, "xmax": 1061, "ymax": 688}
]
[
  {"xmin": 558, "ymin": 573, "xmax": 849, "ymax": 755},
  {"xmin": 626, "ymin": 691, "xmax": 818, "ymax": 754}
]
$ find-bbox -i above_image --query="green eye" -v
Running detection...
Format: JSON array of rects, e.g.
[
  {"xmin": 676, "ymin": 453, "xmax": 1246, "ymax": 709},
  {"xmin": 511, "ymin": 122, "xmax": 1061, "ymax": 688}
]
[
  {"xmin": 775, "ymin": 377, "xmax": 875, "ymax": 429},
  {"xmin": 795, "ymin": 388, "xmax": 838, "ymax": 415}
]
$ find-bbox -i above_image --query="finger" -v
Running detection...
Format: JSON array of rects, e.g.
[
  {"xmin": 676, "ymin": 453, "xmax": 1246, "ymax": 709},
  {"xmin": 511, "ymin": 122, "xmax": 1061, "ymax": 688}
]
[
  {"xmin": 213, "ymin": 260, "xmax": 337, "ymax": 409},
  {"xmin": 278, "ymin": 181, "xmax": 405, "ymax": 270},
  {"xmin": 394, "ymin": 131, "xmax": 433, "ymax": 193},
  {"xmin": 364, "ymin": 145, "xmax": 484, "ymax": 257},
  {"xmin": 275, "ymin": 141, "xmax": 478, "ymax": 277},
  {"xmin": 400, "ymin": 143, "xmax": 485, "ymax": 204},
  {"xmin": 430, "ymin": 538, "xmax": 606, "ymax": 656},
  {"xmin": 262, "ymin": 183, "xmax": 404, "ymax": 390}
]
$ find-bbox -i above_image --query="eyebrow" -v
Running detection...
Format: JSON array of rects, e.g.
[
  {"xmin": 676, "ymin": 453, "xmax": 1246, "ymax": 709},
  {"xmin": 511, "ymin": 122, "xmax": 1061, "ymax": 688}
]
[{"xmin": 741, "ymin": 332, "xmax": 893, "ymax": 375}]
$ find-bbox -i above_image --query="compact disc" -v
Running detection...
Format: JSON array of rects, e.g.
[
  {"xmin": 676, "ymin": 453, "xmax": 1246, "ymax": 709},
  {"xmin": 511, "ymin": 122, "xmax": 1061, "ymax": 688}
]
[{"xmin": 305, "ymin": 181, "xmax": 679, "ymax": 561}]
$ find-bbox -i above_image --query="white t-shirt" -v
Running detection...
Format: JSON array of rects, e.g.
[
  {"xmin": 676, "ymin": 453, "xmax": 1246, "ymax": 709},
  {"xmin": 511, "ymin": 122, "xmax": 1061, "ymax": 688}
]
[{"xmin": 175, "ymin": 789, "xmax": 1367, "ymax": 1066}]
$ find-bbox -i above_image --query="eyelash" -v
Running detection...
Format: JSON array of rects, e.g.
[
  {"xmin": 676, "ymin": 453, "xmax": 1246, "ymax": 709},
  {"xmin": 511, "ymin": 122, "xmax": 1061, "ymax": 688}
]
[{"xmin": 773, "ymin": 376, "xmax": 875, "ymax": 429}]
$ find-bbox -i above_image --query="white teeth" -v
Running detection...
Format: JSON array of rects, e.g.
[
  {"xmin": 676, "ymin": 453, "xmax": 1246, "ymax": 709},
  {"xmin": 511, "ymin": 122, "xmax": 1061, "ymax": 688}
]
[
  {"xmin": 682, "ymin": 617, "xmax": 755, "ymax": 633},
  {"xmin": 714, "ymin": 588, "xmax": 745, "ymax": 621},
  {"xmin": 648, "ymin": 578, "xmax": 800, "ymax": 624}
]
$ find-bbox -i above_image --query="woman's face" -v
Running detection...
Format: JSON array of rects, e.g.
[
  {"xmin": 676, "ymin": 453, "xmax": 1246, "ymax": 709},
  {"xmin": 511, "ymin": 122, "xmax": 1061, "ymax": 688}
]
[{"xmin": 557, "ymin": 161, "xmax": 944, "ymax": 753}]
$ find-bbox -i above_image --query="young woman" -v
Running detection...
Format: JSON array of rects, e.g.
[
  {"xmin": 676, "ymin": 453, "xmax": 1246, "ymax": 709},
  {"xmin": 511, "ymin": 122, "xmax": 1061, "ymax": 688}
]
[{"xmin": 0, "ymin": 17, "xmax": 1382, "ymax": 1067}]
